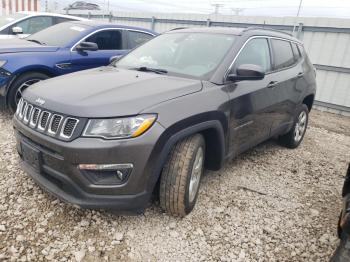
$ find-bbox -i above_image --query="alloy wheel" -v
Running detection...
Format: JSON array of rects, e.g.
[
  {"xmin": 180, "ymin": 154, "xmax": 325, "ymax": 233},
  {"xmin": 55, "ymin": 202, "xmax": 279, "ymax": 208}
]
[
  {"xmin": 294, "ymin": 111, "xmax": 307, "ymax": 142},
  {"xmin": 189, "ymin": 147, "xmax": 204, "ymax": 203}
]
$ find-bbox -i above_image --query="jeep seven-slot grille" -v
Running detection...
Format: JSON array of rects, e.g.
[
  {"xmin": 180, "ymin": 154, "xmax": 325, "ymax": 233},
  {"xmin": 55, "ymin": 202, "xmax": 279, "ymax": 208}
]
[{"xmin": 16, "ymin": 98, "xmax": 79, "ymax": 140}]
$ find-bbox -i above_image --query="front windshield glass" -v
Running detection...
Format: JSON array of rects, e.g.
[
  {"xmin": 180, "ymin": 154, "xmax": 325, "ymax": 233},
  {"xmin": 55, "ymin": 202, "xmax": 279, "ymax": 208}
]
[
  {"xmin": 26, "ymin": 22, "xmax": 90, "ymax": 46},
  {"xmin": 0, "ymin": 13, "xmax": 28, "ymax": 27},
  {"xmin": 117, "ymin": 32, "xmax": 236, "ymax": 79}
]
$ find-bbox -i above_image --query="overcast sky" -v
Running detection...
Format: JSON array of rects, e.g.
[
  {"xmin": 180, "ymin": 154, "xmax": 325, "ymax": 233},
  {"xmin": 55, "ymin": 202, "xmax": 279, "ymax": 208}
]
[{"xmin": 48, "ymin": 0, "xmax": 350, "ymax": 18}]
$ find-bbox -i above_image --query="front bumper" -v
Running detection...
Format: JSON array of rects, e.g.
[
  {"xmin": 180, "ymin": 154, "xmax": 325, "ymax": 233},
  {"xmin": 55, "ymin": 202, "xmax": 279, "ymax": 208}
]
[{"xmin": 14, "ymin": 117, "xmax": 165, "ymax": 213}]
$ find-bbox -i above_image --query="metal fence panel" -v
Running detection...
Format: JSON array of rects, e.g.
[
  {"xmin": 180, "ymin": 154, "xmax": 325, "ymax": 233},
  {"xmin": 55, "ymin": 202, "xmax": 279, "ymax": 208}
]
[{"xmin": 66, "ymin": 11, "xmax": 350, "ymax": 113}]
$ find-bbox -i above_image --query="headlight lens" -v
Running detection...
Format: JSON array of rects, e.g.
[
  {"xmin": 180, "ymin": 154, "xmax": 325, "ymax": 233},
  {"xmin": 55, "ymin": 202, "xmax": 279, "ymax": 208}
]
[
  {"xmin": 0, "ymin": 60, "xmax": 7, "ymax": 68},
  {"xmin": 83, "ymin": 114, "xmax": 157, "ymax": 139}
]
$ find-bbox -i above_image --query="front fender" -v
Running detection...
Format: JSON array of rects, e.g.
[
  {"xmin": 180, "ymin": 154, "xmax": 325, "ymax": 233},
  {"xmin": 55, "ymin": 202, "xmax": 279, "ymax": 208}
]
[{"xmin": 144, "ymin": 118, "xmax": 226, "ymax": 194}]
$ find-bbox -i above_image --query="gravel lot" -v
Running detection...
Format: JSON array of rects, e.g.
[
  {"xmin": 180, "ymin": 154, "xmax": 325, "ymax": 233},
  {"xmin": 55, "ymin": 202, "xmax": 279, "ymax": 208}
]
[{"xmin": 0, "ymin": 109, "xmax": 349, "ymax": 261}]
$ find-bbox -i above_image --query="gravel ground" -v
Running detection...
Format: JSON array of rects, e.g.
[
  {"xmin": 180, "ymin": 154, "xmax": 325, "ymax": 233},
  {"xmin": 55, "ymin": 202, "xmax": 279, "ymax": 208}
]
[{"xmin": 0, "ymin": 109, "xmax": 349, "ymax": 262}]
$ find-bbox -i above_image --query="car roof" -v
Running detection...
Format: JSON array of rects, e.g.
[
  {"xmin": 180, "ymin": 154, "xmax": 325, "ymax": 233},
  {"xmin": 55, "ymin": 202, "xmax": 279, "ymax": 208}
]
[
  {"xmin": 167, "ymin": 26, "xmax": 301, "ymax": 43},
  {"xmin": 68, "ymin": 20, "xmax": 157, "ymax": 34},
  {"xmin": 17, "ymin": 11, "xmax": 89, "ymax": 21}
]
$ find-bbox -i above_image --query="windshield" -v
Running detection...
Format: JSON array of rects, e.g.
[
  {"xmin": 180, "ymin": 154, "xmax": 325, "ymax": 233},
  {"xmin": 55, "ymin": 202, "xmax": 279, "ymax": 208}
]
[
  {"xmin": 0, "ymin": 13, "xmax": 28, "ymax": 28},
  {"xmin": 117, "ymin": 32, "xmax": 236, "ymax": 79},
  {"xmin": 26, "ymin": 22, "xmax": 90, "ymax": 46}
]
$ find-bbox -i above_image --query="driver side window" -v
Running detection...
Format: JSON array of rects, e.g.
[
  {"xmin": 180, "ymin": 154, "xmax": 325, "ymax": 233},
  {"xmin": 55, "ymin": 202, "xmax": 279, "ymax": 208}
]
[{"xmin": 234, "ymin": 38, "xmax": 271, "ymax": 73}]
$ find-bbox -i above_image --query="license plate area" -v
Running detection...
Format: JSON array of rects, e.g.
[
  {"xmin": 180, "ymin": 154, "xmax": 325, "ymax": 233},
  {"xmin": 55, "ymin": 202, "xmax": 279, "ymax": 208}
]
[{"xmin": 21, "ymin": 142, "xmax": 41, "ymax": 172}]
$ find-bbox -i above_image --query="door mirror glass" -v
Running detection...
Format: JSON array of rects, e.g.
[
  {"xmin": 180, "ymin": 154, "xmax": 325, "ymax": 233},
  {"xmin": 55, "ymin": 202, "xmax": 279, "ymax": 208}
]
[
  {"xmin": 76, "ymin": 42, "xmax": 98, "ymax": 52},
  {"xmin": 227, "ymin": 64, "xmax": 265, "ymax": 81},
  {"xmin": 12, "ymin": 26, "xmax": 23, "ymax": 34}
]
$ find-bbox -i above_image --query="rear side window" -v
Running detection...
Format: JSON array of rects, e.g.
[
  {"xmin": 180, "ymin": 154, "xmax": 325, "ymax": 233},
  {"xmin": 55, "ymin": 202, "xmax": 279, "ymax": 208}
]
[
  {"xmin": 234, "ymin": 38, "xmax": 271, "ymax": 73},
  {"xmin": 14, "ymin": 16, "xmax": 54, "ymax": 35},
  {"xmin": 55, "ymin": 17, "xmax": 76, "ymax": 24},
  {"xmin": 86, "ymin": 30, "xmax": 123, "ymax": 50},
  {"xmin": 128, "ymin": 31, "xmax": 153, "ymax": 49},
  {"xmin": 291, "ymin": 42, "xmax": 301, "ymax": 61},
  {"xmin": 271, "ymin": 39, "xmax": 295, "ymax": 70}
]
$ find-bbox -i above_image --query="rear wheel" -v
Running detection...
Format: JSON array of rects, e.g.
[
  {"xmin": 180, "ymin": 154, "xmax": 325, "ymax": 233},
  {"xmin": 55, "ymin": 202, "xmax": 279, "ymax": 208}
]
[
  {"xmin": 7, "ymin": 72, "xmax": 49, "ymax": 113},
  {"xmin": 278, "ymin": 104, "xmax": 309, "ymax": 148},
  {"xmin": 159, "ymin": 134, "xmax": 205, "ymax": 217}
]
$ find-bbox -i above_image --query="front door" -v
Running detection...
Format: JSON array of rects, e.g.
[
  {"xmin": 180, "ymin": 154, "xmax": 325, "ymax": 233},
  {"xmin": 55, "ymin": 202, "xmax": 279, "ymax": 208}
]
[
  {"xmin": 70, "ymin": 29, "xmax": 127, "ymax": 72},
  {"xmin": 226, "ymin": 37, "xmax": 277, "ymax": 155}
]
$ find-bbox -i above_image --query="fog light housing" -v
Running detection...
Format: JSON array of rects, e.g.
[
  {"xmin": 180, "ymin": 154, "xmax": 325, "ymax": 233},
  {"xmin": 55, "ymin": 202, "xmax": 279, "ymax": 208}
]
[{"xmin": 78, "ymin": 164, "xmax": 133, "ymax": 185}]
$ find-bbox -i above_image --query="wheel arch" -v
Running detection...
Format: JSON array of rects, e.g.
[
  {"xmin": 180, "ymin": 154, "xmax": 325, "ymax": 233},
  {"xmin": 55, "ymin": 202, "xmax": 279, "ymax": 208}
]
[
  {"xmin": 302, "ymin": 93, "xmax": 315, "ymax": 112},
  {"xmin": 145, "ymin": 115, "xmax": 227, "ymax": 197},
  {"xmin": 5, "ymin": 67, "xmax": 57, "ymax": 105}
]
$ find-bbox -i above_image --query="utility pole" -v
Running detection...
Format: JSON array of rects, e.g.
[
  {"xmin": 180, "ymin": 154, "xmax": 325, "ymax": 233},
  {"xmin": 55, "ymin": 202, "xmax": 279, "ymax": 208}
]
[
  {"xmin": 292, "ymin": 0, "xmax": 303, "ymax": 33},
  {"xmin": 45, "ymin": 0, "xmax": 48, "ymax": 12},
  {"xmin": 211, "ymin": 3, "xmax": 224, "ymax": 15},
  {"xmin": 231, "ymin": 8, "xmax": 244, "ymax": 16}
]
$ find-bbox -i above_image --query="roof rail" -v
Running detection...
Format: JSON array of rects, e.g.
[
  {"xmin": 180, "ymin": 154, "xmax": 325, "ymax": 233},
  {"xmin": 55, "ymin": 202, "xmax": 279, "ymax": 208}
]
[
  {"xmin": 242, "ymin": 26, "xmax": 293, "ymax": 37},
  {"xmin": 168, "ymin": 27, "xmax": 188, "ymax": 31}
]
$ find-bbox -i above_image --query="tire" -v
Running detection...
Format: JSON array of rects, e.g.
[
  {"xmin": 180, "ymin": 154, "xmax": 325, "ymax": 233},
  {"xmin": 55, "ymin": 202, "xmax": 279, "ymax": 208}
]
[
  {"xmin": 0, "ymin": 95, "xmax": 7, "ymax": 111},
  {"xmin": 278, "ymin": 104, "xmax": 309, "ymax": 149},
  {"xmin": 160, "ymin": 134, "xmax": 205, "ymax": 217},
  {"xmin": 7, "ymin": 72, "xmax": 49, "ymax": 113}
]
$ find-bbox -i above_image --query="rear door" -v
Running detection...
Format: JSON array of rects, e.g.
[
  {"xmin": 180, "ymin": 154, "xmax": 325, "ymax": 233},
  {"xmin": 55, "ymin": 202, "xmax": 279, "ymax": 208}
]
[
  {"xmin": 69, "ymin": 29, "xmax": 128, "ymax": 72},
  {"xmin": 268, "ymin": 38, "xmax": 303, "ymax": 135},
  {"xmin": 227, "ymin": 37, "xmax": 276, "ymax": 154}
]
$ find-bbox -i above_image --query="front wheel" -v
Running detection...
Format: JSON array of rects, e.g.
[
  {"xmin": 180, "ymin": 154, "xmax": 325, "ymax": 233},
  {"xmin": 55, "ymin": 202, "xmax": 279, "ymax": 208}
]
[
  {"xmin": 278, "ymin": 104, "xmax": 309, "ymax": 149},
  {"xmin": 159, "ymin": 134, "xmax": 205, "ymax": 217},
  {"xmin": 7, "ymin": 72, "xmax": 49, "ymax": 113}
]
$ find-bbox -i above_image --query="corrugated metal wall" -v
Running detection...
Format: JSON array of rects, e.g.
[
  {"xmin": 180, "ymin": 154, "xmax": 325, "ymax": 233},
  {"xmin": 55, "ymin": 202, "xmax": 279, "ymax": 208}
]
[
  {"xmin": 70, "ymin": 11, "xmax": 350, "ymax": 113},
  {"xmin": 0, "ymin": 0, "xmax": 40, "ymax": 15}
]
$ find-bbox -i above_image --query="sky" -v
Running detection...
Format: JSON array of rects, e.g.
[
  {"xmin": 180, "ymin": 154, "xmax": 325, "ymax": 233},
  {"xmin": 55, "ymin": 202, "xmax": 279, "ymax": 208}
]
[{"xmin": 44, "ymin": 0, "xmax": 350, "ymax": 18}]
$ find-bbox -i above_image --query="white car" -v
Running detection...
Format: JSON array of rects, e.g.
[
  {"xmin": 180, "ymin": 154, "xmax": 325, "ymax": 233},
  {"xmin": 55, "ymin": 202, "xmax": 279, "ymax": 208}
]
[{"xmin": 0, "ymin": 11, "xmax": 88, "ymax": 39}]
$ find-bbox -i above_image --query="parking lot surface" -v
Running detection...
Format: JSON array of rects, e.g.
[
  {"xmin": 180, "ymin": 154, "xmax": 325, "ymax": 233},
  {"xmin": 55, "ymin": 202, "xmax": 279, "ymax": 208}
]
[{"xmin": 0, "ymin": 109, "xmax": 349, "ymax": 261}]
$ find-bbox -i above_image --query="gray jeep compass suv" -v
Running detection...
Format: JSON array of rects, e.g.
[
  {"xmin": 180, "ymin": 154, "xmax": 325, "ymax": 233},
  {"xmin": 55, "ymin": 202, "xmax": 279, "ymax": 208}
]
[{"xmin": 13, "ymin": 27, "xmax": 316, "ymax": 217}]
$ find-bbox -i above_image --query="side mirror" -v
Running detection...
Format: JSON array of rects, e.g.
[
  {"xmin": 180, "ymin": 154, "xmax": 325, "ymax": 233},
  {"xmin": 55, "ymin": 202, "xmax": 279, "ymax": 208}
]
[
  {"xmin": 76, "ymin": 42, "xmax": 98, "ymax": 52},
  {"xmin": 227, "ymin": 64, "xmax": 265, "ymax": 81},
  {"xmin": 12, "ymin": 26, "xmax": 23, "ymax": 35},
  {"xmin": 109, "ymin": 55, "xmax": 122, "ymax": 64}
]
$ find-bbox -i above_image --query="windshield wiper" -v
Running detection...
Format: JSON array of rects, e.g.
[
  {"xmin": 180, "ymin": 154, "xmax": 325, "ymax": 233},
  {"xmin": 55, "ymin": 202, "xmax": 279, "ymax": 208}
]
[
  {"xmin": 27, "ymin": 39, "xmax": 46, "ymax": 45},
  {"xmin": 134, "ymin": 66, "xmax": 168, "ymax": 74}
]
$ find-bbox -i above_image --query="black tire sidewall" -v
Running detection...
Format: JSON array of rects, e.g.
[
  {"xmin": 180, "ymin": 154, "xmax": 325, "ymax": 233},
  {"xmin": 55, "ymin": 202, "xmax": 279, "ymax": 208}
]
[
  {"xmin": 184, "ymin": 136, "xmax": 205, "ymax": 214},
  {"xmin": 7, "ymin": 72, "xmax": 49, "ymax": 113}
]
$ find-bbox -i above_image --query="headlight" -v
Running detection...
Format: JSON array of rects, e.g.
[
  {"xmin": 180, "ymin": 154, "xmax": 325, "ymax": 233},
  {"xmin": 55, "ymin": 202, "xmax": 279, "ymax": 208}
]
[
  {"xmin": 0, "ymin": 60, "xmax": 7, "ymax": 68},
  {"xmin": 83, "ymin": 114, "xmax": 157, "ymax": 139}
]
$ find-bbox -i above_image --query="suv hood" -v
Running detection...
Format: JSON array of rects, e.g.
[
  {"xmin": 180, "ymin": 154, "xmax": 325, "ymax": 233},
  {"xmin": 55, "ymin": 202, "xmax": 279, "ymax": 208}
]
[
  {"xmin": 0, "ymin": 38, "xmax": 58, "ymax": 53},
  {"xmin": 24, "ymin": 67, "xmax": 203, "ymax": 117}
]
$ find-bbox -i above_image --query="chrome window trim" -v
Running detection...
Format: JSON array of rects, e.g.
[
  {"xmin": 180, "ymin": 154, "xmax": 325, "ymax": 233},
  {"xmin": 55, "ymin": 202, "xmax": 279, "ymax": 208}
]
[
  {"xmin": 224, "ymin": 35, "xmax": 302, "ymax": 80},
  {"xmin": 37, "ymin": 111, "xmax": 51, "ymax": 131},
  {"xmin": 70, "ymin": 28, "xmax": 155, "ymax": 52},
  {"xmin": 29, "ymin": 107, "xmax": 41, "ymax": 128},
  {"xmin": 48, "ymin": 114, "xmax": 63, "ymax": 135},
  {"xmin": 59, "ymin": 117, "xmax": 79, "ymax": 139}
]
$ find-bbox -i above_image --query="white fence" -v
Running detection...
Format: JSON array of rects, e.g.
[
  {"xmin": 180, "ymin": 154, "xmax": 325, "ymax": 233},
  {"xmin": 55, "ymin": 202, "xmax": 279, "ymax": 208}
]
[
  {"xmin": 69, "ymin": 11, "xmax": 350, "ymax": 114},
  {"xmin": 0, "ymin": 0, "xmax": 40, "ymax": 15}
]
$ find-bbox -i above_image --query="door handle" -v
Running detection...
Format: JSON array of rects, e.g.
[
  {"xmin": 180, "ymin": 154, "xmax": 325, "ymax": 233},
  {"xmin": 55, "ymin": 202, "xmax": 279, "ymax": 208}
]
[
  {"xmin": 267, "ymin": 81, "xmax": 278, "ymax": 88},
  {"xmin": 297, "ymin": 72, "xmax": 304, "ymax": 78}
]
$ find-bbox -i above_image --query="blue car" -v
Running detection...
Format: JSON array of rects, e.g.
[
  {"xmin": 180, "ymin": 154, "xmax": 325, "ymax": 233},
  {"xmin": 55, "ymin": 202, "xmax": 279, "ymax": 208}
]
[{"xmin": 0, "ymin": 21, "xmax": 156, "ymax": 112}]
